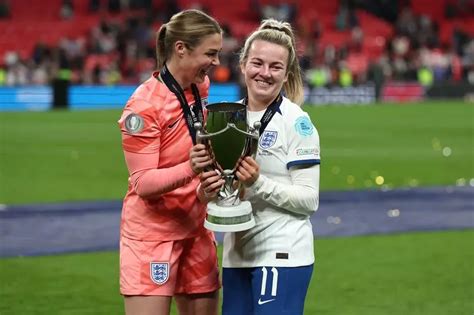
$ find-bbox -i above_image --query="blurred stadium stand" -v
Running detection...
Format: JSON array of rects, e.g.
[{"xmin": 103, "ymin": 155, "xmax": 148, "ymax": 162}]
[{"xmin": 0, "ymin": 0, "xmax": 473, "ymax": 107}]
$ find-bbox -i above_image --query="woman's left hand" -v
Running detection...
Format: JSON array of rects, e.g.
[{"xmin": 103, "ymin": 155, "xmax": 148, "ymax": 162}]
[{"xmin": 189, "ymin": 144, "xmax": 213, "ymax": 174}]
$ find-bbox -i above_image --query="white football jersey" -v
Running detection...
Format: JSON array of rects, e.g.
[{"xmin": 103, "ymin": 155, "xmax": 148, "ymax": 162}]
[{"xmin": 223, "ymin": 96, "xmax": 321, "ymax": 268}]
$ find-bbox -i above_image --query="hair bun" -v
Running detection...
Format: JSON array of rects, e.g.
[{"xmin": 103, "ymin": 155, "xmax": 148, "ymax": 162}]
[{"xmin": 260, "ymin": 19, "xmax": 288, "ymax": 32}]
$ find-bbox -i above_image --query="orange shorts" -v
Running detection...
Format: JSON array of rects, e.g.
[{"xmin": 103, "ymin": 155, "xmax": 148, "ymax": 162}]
[{"xmin": 120, "ymin": 230, "xmax": 221, "ymax": 296}]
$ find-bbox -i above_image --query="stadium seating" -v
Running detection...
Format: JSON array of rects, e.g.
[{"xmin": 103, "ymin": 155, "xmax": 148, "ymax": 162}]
[{"xmin": 1, "ymin": 0, "xmax": 472, "ymax": 85}]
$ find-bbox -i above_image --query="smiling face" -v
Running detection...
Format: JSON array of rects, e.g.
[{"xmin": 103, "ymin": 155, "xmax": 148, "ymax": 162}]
[
  {"xmin": 178, "ymin": 32, "xmax": 222, "ymax": 88},
  {"xmin": 241, "ymin": 39, "xmax": 289, "ymax": 110}
]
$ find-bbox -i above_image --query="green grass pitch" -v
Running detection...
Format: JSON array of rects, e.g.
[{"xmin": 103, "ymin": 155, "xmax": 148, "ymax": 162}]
[
  {"xmin": 0, "ymin": 231, "xmax": 472, "ymax": 314},
  {"xmin": 0, "ymin": 101, "xmax": 472, "ymax": 204},
  {"xmin": 0, "ymin": 101, "xmax": 473, "ymax": 314}
]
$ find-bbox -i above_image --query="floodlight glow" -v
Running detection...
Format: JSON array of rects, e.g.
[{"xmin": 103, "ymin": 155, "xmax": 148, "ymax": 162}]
[
  {"xmin": 346, "ymin": 175, "xmax": 355, "ymax": 184},
  {"xmin": 442, "ymin": 147, "xmax": 452, "ymax": 157},
  {"xmin": 375, "ymin": 176, "xmax": 384, "ymax": 185}
]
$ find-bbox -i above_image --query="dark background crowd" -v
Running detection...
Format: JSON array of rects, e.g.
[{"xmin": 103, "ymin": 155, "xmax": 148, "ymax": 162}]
[{"xmin": 0, "ymin": 0, "xmax": 473, "ymax": 88}]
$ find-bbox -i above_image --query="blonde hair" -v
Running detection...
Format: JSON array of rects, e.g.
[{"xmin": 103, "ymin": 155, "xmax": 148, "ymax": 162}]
[
  {"xmin": 240, "ymin": 19, "xmax": 304, "ymax": 105},
  {"xmin": 156, "ymin": 9, "xmax": 222, "ymax": 68}
]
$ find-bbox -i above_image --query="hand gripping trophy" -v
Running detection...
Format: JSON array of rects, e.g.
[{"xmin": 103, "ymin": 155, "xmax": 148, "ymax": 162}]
[{"xmin": 194, "ymin": 102, "xmax": 260, "ymax": 232}]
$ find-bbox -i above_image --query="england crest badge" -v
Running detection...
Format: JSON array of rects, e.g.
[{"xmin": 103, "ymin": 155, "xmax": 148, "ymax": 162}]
[
  {"xmin": 150, "ymin": 262, "xmax": 169, "ymax": 285},
  {"xmin": 260, "ymin": 131, "xmax": 278, "ymax": 149}
]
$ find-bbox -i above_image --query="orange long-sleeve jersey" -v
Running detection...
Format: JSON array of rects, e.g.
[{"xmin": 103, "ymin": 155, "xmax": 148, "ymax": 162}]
[{"xmin": 118, "ymin": 73, "xmax": 210, "ymax": 241}]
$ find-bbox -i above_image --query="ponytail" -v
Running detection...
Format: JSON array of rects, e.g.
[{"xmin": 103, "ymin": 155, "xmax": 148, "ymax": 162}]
[{"xmin": 156, "ymin": 24, "xmax": 168, "ymax": 68}]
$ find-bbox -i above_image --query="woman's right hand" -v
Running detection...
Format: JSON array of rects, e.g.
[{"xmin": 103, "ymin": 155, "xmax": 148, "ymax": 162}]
[{"xmin": 236, "ymin": 156, "xmax": 260, "ymax": 187}]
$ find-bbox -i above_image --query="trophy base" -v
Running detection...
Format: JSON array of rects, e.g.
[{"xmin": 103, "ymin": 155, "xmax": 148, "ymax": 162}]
[{"xmin": 204, "ymin": 200, "xmax": 255, "ymax": 232}]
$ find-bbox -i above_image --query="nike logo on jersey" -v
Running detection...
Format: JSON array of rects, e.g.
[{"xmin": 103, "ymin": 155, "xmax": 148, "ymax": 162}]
[
  {"xmin": 168, "ymin": 118, "xmax": 180, "ymax": 128},
  {"xmin": 258, "ymin": 298, "xmax": 275, "ymax": 305}
]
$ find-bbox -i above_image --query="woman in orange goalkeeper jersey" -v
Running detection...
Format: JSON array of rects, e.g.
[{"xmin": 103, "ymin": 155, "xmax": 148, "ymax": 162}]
[{"xmin": 117, "ymin": 9, "xmax": 223, "ymax": 315}]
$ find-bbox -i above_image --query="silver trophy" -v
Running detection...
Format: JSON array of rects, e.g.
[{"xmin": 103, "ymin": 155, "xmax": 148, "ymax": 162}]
[{"xmin": 195, "ymin": 102, "xmax": 260, "ymax": 232}]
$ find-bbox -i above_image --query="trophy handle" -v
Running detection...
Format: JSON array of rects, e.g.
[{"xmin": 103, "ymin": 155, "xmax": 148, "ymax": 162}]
[
  {"xmin": 241, "ymin": 121, "xmax": 261, "ymax": 158},
  {"xmin": 195, "ymin": 122, "xmax": 221, "ymax": 172}
]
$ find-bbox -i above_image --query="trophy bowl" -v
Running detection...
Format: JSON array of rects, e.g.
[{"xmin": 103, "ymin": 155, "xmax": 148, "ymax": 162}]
[{"xmin": 195, "ymin": 102, "xmax": 260, "ymax": 232}]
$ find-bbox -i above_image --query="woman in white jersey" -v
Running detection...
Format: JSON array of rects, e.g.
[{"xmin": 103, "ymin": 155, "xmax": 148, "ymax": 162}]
[{"xmin": 199, "ymin": 18, "xmax": 321, "ymax": 315}]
